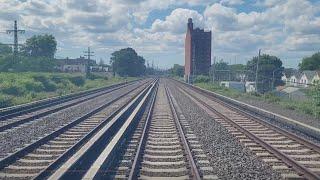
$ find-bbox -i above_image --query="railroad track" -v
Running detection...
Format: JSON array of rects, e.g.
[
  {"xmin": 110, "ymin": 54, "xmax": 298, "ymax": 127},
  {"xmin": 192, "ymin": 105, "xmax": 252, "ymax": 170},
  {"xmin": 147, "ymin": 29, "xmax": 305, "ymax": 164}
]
[
  {"xmin": 0, "ymin": 80, "xmax": 138, "ymax": 118},
  {"xmin": 0, "ymin": 80, "xmax": 146, "ymax": 133},
  {"xmin": 175, "ymin": 80, "xmax": 320, "ymax": 180},
  {"xmin": 0, "ymin": 79, "xmax": 154, "ymax": 179},
  {"xmin": 112, "ymin": 81, "xmax": 218, "ymax": 179}
]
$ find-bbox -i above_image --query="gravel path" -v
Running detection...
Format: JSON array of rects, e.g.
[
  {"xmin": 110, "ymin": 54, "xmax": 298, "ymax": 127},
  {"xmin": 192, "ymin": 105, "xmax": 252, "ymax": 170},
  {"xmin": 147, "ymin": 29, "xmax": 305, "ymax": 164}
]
[
  {"xmin": 0, "ymin": 80, "xmax": 149, "ymax": 159},
  {"xmin": 168, "ymin": 82, "xmax": 281, "ymax": 179},
  {"xmin": 237, "ymin": 97, "xmax": 320, "ymax": 129}
]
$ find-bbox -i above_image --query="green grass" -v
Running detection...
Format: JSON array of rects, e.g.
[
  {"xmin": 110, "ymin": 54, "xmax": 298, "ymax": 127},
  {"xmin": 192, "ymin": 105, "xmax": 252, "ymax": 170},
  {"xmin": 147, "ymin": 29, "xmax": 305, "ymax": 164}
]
[
  {"xmin": 195, "ymin": 82, "xmax": 320, "ymax": 118},
  {"xmin": 0, "ymin": 72, "xmax": 137, "ymax": 108}
]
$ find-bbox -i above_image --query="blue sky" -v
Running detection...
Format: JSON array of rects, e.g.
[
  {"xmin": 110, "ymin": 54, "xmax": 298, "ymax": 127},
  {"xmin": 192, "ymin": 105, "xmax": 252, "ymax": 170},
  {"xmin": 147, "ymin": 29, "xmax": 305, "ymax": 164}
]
[{"xmin": 0, "ymin": 0, "xmax": 319, "ymax": 69}]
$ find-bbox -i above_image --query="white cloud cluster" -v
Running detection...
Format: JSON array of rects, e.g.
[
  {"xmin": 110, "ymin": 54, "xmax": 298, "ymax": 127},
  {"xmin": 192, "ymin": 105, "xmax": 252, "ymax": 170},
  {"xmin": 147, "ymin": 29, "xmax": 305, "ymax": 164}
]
[{"xmin": 0, "ymin": 0, "xmax": 319, "ymax": 68}]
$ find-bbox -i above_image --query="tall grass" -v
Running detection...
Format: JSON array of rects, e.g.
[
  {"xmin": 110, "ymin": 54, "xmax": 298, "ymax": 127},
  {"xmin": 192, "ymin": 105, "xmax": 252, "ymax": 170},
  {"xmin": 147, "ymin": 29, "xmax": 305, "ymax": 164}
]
[
  {"xmin": 0, "ymin": 72, "xmax": 134, "ymax": 108},
  {"xmin": 195, "ymin": 82, "xmax": 319, "ymax": 118}
]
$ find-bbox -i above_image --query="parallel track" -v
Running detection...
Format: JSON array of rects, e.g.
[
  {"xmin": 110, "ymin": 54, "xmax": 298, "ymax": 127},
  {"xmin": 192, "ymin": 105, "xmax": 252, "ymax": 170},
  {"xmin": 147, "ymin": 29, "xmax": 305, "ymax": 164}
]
[
  {"xmin": 176, "ymin": 80, "xmax": 320, "ymax": 180},
  {"xmin": 112, "ymin": 81, "xmax": 218, "ymax": 179},
  {"xmin": 0, "ymin": 80, "xmax": 152, "ymax": 179},
  {"xmin": 0, "ymin": 80, "xmax": 146, "ymax": 133}
]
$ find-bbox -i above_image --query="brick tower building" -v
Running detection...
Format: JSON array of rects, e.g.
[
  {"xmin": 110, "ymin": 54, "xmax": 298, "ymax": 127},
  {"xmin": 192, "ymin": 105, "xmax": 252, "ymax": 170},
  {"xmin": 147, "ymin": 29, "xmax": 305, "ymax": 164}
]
[{"xmin": 184, "ymin": 18, "xmax": 212, "ymax": 83}]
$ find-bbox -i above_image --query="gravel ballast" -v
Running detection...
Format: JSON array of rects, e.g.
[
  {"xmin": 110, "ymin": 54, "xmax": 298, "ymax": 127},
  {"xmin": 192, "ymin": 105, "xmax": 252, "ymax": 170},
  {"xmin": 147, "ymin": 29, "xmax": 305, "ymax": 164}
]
[
  {"xmin": 0, "ymin": 80, "xmax": 150, "ymax": 159},
  {"xmin": 168, "ymin": 83, "xmax": 281, "ymax": 179}
]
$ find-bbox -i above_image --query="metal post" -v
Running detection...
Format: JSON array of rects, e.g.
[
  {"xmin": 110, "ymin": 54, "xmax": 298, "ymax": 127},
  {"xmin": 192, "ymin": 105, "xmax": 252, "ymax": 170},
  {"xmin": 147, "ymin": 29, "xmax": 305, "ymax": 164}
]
[
  {"xmin": 255, "ymin": 49, "xmax": 261, "ymax": 92},
  {"xmin": 213, "ymin": 56, "xmax": 216, "ymax": 83},
  {"xmin": 6, "ymin": 20, "xmax": 25, "ymax": 62}
]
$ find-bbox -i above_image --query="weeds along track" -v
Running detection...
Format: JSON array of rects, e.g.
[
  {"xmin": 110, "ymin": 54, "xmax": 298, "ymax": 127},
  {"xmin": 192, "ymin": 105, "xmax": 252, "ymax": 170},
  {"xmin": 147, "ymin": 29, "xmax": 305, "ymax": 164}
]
[
  {"xmin": 0, "ymin": 79, "xmax": 154, "ymax": 179},
  {"xmin": 176, "ymin": 80, "xmax": 320, "ymax": 180},
  {"xmin": 0, "ymin": 80, "xmax": 144, "ymax": 133}
]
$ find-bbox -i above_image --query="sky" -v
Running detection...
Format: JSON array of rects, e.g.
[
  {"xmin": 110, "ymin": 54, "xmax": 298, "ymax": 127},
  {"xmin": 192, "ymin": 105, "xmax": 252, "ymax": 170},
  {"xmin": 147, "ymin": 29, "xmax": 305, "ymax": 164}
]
[{"xmin": 0, "ymin": 0, "xmax": 319, "ymax": 69}]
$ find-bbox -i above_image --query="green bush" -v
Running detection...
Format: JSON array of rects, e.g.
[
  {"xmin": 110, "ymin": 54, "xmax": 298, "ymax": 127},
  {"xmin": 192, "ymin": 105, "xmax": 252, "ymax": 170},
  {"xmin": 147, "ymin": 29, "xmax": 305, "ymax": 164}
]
[
  {"xmin": 25, "ymin": 81, "xmax": 44, "ymax": 92},
  {"xmin": 1, "ymin": 83, "xmax": 26, "ymax": 95},
  {"xmin": 69, "ymin": 76, "xmax": 85, "ymax": 86},
  {"xmin": 263, "ymin": 93, "xmax": 280, "ymax": 103},
  {"xmin": 193, "ymin": 75, "xmax": 210, "ymax": 83},
  {"xmin": 43, "ymin": 81, "xmax": 57, "ymax": 92},
  {"xmin": 0, "ymin": 94, "xmax": 13, "ymax": 108}
]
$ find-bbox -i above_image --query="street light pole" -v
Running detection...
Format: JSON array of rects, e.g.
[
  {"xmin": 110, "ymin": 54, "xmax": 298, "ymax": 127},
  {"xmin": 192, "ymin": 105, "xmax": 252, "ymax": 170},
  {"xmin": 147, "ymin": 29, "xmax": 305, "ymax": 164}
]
[{"xmin": 272, "ymin": 67, "xmax": 283, "ymax": 90}]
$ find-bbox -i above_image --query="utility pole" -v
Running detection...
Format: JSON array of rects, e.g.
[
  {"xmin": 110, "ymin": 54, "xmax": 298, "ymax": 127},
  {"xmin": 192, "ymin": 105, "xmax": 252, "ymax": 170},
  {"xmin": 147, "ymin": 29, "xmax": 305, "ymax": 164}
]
[
  {"xmin": 6, "ymin": 20, "xmax": 25, "ymax": 62},
  {"xmin": 84, "ymin": 47, "xmax": 94, "ymax": 61},
  {"xmin": 84, "ymin": 47, "xmax": 94, "ymax": 76},
  {"xmin": 212, "ymin": 56, "xmax": 216, "ymax": 83},
  {"xmin": 255, "ymin": 49, "xmax": 261, "ymax": 93}
]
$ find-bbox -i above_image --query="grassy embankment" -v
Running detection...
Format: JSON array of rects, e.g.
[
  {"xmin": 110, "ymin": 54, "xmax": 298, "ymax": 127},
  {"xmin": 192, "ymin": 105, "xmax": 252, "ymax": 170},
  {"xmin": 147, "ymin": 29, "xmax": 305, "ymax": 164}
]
[
  {"xmin": 0, "ymin": 72, "xmax": 136, "ymax": 108},
  {"xmin": 195, "ymin": 82, "xmax": 320, "ymax": 118}
]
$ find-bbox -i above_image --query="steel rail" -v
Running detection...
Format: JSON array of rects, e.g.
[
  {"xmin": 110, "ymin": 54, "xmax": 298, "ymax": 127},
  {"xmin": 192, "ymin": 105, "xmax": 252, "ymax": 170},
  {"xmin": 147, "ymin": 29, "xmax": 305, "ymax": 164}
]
[
  {"xmin": 46, "ymin": 80, "xmax": 157, "ymax": 180},
  {"xmin": 179, "ymin": 86, "xmax": 320, "ymax": 180},
  {"xmin": 0, "ymin": 81, "xmax": 150, "ymax": 171},
  {"xmin": 0, "ymin": 80, "xmax": 139, "ymax": 117},
  {"xmin": 0, "ymin": 80, "xmax": 149, "ymax": 132},
  {"xmin": 127, "ymin": 82, "xmax": 158, "ymax": 180},
  {"xmin": 165, "ymin": 85, "xmax": 202, "ymax": 180},
  {"xmin": 178, "ymin": 82, "xmax": 320, "ymax": 154}
]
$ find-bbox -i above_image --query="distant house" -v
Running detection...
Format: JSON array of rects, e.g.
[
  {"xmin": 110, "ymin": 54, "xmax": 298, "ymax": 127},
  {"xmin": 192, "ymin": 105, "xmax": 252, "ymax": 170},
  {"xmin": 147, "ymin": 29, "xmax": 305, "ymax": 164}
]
[
  {"xmin": 90, "ymin": 65, "xmax": 109, "ymax": 72},
  {"xmin": 312, "ymin": 71, "xmax": 320, "ymax": 84},
  {"xmin": 275, "ymin": 87, "xmax": 307, "ymax": 101},
  {"xmin": 55, "ymin": 57, "xmax": 96, "ymax": 73},
  {"xmin": 289, "ymin": 73, "xmax": 301, "ymax": 87},
  {"xmin": 281, "ymin": 73, "xmax": 289, "ymax": 84},
  {"xmin": 299, "ymin": 71, "xmax": 319, "ymax": 87}
]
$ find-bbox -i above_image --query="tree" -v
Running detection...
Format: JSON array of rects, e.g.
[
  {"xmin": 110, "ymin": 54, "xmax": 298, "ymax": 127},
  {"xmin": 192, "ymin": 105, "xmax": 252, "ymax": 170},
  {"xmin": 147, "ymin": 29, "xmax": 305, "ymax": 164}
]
[
  {"xmin": 110, "ymin": 48, "xmax": 146, "ymax": 77},
  {"xmin": 22, "ymin": 34, "xmax": 57, "ymax": 58},
  {"xmin": 169, "ymin": 64, "xmax": 184, "ymax": 77},
  {"xmin": 299, "ymin": 52, "xmax": 320, "ymax": 71},
  {"xmin": 212, "ymin": 60, "xmax": 229, "ymax": 81},
  {"xmin": 246, "ymin": 54, "xmax": 284, "ymax": 93},
  {"xmin": 0, "ymin": 43, "xmax": 12, "ymax": 55}
]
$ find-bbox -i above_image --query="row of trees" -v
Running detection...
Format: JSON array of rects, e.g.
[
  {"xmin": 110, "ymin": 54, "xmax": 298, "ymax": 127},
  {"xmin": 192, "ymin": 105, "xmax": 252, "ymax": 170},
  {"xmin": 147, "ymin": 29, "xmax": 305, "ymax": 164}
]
[
  {"xmin": 299, "ymin": 52, "xmax": 320, "ymax": 71},
  {"xmin": 169, "ymin": 54, "xmax": 284, "ymax": 93},
  {"xmin": 1, "ymin": 35, "xmax": 149, "ymax": 77},
  {"xmin": 0, "ymin": 34, "xmax": 57, "ymax": 72}
]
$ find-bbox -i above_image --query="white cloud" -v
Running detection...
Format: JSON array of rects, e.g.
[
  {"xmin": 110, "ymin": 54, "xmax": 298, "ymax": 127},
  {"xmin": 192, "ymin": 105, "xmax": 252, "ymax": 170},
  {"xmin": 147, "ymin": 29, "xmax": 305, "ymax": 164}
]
[
  {"xmin": 151, "ymin": 8, "xmax": 204, "ymax": 34},
  {"xmin": 0, "ymin": 0, "xmax": 319, "ymax": 68}
]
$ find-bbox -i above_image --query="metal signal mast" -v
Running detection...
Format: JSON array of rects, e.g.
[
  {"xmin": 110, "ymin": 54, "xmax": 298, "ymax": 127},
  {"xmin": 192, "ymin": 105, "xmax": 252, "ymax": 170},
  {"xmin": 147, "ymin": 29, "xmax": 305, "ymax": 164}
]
[
  {"xmin": 83, "ymin": 47, "xmax": 94, "ymax": 75},
  {"xmin": 84, "ymin": 47, "xmax": 94, "ymax": 60},
  {"xmin": 6, "ymin": 20, "xmax": 25, "ymax": 60}
]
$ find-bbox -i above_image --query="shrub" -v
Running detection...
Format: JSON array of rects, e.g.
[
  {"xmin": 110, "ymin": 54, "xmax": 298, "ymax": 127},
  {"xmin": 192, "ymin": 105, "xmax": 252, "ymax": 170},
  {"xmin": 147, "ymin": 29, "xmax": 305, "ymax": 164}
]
[
  {"xmin": 0, "ymin": 94, "xmax": 13, "ymax": 108},
  {"xmin": 193, "ymin": 75, "xmax": 210, "ymax": 83},
  {"xmin": 1, "ymin": 82, "xmax": 26, "ymax": 96},
  {"xmin": 25, "ymin": 81, "xmax": 44, "ymax": 92},
  {"xmin": 263, "ymin": 93, "xmax": 280, "ymax": 103},
  {"xmin": 51, "ymin": 75, "xmax": 63, "ymax": 83},
  {"xmin": 43, "ymin": 81, "xmax": 57, "ymax": 92},
  {"xmin": 69, "ymin": 76, "xmax": 85, "ymax": 86}
]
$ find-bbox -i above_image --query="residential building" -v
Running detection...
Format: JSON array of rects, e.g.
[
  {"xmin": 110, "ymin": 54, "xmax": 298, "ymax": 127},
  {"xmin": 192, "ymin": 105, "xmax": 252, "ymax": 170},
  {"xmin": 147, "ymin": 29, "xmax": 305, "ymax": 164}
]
[
  {"xmin": 299, "ymin": 71, "xmax": 317, "ymax": 87},
  {"xmin": 312, "ymin": 71, "xmax": 320, "ymax": 84},
  {"xmin": 55, "ymin": 56, "xmax": 96, "ymax": 73},
  {"xmin": 185, "ymin": 18, "xmax": 212, "ymax": 83},
  {"xmin": 289, "ymin": 73, "xmax": 301, "ymax": 87}
]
